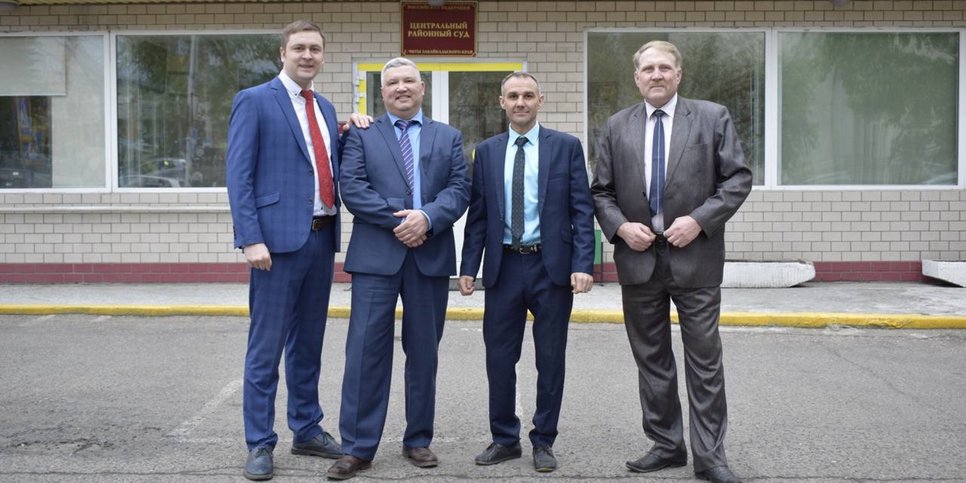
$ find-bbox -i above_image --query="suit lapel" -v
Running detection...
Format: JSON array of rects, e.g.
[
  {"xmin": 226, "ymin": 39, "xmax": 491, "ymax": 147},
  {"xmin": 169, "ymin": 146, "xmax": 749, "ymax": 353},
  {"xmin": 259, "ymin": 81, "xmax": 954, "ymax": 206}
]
[
  {"xmin": 419, "ymin": 118, "xmax": 437, "ymax": 180},
  {"xmin": 272, "ymin": 78, "xmax": 312, "ymax": 165},
  {"xmin": 493, "ymin": 132, "xmax": 510, "ymax": 221},
  {"xmin": 666, "ymin": 97, "xmax": 693, "ymax": 186},
  {"xmin": 627, "ymin": 104, "xmax": 648, "ymax": 201},
  {"xmin": 538, "ymin": 128, "xmax": 551, "ymax": 215},
  {"xmin": 375, "ymin": 115, "xmax": 410, "ymax": 186}
]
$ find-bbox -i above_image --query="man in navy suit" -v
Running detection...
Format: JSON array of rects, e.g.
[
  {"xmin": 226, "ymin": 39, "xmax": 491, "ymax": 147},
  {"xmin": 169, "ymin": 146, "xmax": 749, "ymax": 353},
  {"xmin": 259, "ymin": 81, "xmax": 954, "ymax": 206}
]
[
  {"xmin": 226, "ymin": 20, "xmax": 343, "ymax": 481},
  {"xmin": 326, "ymin": 57, "xmax": 470, "ymax": 480},
  {"xmin": 458, "ymin": 72, "xmax": 596, "ymax": 473}
]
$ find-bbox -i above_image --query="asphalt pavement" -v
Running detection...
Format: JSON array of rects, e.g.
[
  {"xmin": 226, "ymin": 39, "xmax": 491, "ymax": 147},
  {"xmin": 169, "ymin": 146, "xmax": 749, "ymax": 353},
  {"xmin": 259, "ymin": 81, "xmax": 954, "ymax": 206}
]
[{"xmin": 0, "ymin": 312, "xmax": 964, "ymax": 482}]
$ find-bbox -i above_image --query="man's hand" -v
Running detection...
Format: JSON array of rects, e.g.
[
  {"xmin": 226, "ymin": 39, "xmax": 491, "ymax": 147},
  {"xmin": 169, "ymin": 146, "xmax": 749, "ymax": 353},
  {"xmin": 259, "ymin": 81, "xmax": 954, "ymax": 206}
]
[
  {"xmin": 664, "ymin": 215, "xmax": 702, "ymax": 248},
  {"xmin": 571, "ymin": 272, "xmax": 593, "ymax": 294},
  {"xmin": 243, "ymin": 243, "xmax": 272, "ymax": 271},
  {"xmin": 393, "ymin": 210, "xmax": 429, "ymax": 248},
  {"xmin": 347, "ymin": 112, "xmax": 373, "ymax": 129},
  {"xmin": 616, "ymin": 222, "xmax": 657, "ymax": 251},
  {"xmin": 458, "ymin": 275, "xmax": 476, "ymax": 296}
]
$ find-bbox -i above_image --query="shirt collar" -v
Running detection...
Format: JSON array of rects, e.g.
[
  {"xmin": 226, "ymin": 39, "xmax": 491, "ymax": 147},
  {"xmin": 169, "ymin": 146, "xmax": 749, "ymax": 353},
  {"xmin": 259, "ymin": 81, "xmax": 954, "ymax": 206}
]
[
  {"xmin": 279, "ymin": 70, "xmax": 314, "ymax": 97},
  {"xmin": 509, "ymin": 122, "xmax": 540, "ymax": 145},
  {"xmin": 388, "ymin": 110, "xmax": 425, "ymax": 127},
  {"xmin": 645, "ymin": 94, "xmax": 678, "ymax": 119}
]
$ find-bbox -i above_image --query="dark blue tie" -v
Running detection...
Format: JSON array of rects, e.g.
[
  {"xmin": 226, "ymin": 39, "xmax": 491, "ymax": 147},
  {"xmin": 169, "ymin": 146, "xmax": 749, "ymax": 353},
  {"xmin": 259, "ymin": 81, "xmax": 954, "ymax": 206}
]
[
  {"xmin": 649, "ymin": 109, "xmax": 666, "ymax": 219},
  {"xmin": 511, "ymin": 136, "xmax": 528, "ymax": 249},
  {"xmin": 395, "ymin": 119, "xmax": 415, "ymax": 188}
]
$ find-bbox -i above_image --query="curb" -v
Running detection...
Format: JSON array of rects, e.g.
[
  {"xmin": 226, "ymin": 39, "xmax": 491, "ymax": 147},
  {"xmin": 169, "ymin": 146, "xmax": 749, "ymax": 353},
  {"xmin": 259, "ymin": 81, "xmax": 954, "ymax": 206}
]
[{"xmin": 2, "ymin": 305, "xmax": 966, "ymax": 329}]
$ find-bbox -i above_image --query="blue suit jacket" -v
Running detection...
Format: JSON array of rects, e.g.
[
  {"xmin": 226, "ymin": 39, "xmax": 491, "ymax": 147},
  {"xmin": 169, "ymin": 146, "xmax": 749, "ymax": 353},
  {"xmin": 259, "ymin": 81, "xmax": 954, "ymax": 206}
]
[
  {"xmin": 340, "ymin": 114, "xmax": 470, "ymax": 277},
  {"xmin": 460, "ymin": 127, "xmax": 596, "ymax": 287},
  {"xmin": 226, "ymin": 77, "xmax": 341, "ymax": 253}
]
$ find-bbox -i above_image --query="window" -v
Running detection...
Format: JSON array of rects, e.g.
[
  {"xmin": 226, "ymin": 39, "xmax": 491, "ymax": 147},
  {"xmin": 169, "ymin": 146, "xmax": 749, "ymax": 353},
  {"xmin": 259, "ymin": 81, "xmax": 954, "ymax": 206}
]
[
  {"xmin": 586, "ymin": 31, "xmax": 765, "ymax": 184},
  {"xmin": 779, "ymin": 32, "xmax": 959, "ymax": 185},
  {"xmin": 116, "ymin": 34, "xmax": 279, "ymax": 188},
  {"xmin": 0, "ymin": 35, "xmax": 105, "ymax": 189}
]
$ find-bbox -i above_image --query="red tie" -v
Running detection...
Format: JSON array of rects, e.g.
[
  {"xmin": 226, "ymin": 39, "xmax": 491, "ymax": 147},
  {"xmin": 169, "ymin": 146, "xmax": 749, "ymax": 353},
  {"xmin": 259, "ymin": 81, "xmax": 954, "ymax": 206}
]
[{"xmin": 300, "ymin": 89, "xmax": 335, "ymax": 208}]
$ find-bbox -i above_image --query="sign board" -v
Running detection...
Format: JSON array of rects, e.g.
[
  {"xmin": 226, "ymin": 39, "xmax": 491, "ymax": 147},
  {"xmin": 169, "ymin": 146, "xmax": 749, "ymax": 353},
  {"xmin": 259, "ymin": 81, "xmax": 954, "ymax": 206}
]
[{"xmin": 401, "ymin": 2, "xmax": 477, "ymax": 57}]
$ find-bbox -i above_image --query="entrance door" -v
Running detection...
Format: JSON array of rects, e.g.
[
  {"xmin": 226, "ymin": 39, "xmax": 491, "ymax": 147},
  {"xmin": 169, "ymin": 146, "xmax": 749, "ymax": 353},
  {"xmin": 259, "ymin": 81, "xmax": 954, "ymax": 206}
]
[{"xmin": 355, "ymin": 61, "xmax": 525, "ymax": 271}]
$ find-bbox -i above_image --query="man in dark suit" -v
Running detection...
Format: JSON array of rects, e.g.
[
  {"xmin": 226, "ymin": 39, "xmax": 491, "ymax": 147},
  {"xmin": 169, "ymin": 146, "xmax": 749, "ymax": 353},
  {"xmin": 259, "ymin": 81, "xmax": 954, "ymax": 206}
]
[
  {"xmin": 592, "ymin": 41, "xmax": 752, "ymax": 483},
  {"xmin": 226, "ymin": 20, "xmax": 343, "ymax": 481},
  {"xmin": 326, "ymin": 57, "xmax": 470, "ymax": 481},
  {"xmin": 458, "ymin": 72, "xmax": 595, "ymax": 473}
]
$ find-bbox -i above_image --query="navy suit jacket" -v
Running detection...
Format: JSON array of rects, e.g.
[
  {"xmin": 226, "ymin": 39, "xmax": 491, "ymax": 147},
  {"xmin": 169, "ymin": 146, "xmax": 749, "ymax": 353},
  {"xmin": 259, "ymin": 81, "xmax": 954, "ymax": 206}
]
[
  {"xmin": 340, "ymin": 114, "xmax": 470, "ymax": 277},
  {"xmin": 226, "ymin": 77, "xmax": 341, "ymax": 253},
  {"xmin": 460, "ymin": 126, "xmax": 596, "ymax": 287}
]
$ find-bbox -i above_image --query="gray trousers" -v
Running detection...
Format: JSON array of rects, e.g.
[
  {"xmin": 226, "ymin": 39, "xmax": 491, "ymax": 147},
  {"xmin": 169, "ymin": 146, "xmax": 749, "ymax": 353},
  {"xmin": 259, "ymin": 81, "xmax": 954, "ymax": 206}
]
[{"xmin": 620, "ymin": 239, "xmax": 729, "ymax": 472}]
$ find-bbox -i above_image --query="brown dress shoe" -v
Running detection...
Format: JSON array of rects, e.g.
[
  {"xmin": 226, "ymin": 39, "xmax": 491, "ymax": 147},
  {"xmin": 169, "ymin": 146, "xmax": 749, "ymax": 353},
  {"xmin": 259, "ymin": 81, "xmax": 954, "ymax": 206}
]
[
  {"xmin": 326, "ymin": 455, "xmax": 371, "ymax": 480},
  {"xmin": 402, "ymin": 446, "xmax": 439, "ymax": 468}
]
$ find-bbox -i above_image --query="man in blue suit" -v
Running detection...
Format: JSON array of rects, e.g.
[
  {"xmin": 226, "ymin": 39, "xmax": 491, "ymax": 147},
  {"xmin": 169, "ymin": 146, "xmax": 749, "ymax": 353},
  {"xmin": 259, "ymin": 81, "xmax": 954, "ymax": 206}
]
[
  {"xmin": 458, "ymin": 72, "xmax": 596, "ymax": 473},
  {"xmin": 326, "ymin": 57, "xmax": 470, "ymax": 480},
  {"xmin": 226, "ymin": 20, "xmax": 343, "ymax": 481}
]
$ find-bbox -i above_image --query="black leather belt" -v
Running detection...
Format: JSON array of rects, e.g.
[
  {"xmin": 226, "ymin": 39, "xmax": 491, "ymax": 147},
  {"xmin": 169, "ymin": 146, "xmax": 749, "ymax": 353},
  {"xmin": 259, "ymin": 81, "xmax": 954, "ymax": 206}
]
[
  {"xmin": 311, "ymin": 215, "xmax": 335, "ymax": 231},
  {"xmin": 503, "ymin": 243, "xmax": 541, "ymax": 254}
]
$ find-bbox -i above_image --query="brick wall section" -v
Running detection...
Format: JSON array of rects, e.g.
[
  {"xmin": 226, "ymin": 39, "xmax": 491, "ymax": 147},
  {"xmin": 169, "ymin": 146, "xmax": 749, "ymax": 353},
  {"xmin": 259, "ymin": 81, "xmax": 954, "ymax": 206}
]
[{"xmin": 1, "ymin": 1, "xmax": 965, "ymax": 283}]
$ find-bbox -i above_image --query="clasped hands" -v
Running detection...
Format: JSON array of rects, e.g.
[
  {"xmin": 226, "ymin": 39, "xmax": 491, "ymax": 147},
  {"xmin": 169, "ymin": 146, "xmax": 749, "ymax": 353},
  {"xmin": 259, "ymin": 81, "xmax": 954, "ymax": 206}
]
[
  {"xmin": 394, "ymin": 210, "xmax": 429, "ymax": 248},
  {"xmin": 617, "ymin": 215, "xmax": 702, "ymax": 251}
]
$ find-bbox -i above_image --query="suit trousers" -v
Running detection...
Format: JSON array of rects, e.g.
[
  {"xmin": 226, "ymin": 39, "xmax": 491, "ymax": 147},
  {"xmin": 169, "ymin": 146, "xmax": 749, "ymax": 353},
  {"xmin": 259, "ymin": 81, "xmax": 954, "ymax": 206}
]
[
  {"xmin": 620, "ymin": 238, "xmax": 729, "ymax": 472},
  {"xmin": 339, "ymin": 251, "xmax": 449, "ymax": 460},
  {"xmin": 484, "ymin": 251, "xmax": 573, "ymax": 448},
  {"xmin": 243, "ymin": 225, "xmax": 335, "ymax": 450}
]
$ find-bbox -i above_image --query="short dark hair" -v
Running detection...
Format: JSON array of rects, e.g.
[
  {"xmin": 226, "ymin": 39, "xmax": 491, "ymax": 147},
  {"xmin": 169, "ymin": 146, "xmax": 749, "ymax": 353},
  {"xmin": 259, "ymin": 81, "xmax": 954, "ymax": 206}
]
[
  {"xmin": 281, "ymin": 20, "xmax": 326, "ymax": 49},
  {"xmin": 500, "ymin": 71, "xmax": 540, "ymax": 95}
]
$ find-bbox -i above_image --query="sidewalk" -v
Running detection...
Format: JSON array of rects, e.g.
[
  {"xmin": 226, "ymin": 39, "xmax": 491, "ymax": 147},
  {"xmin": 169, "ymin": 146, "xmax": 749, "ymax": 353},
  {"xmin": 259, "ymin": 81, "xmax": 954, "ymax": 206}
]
[{"xmin": 1, "ymin": 281, "xmax": 964, "ymax": 328}]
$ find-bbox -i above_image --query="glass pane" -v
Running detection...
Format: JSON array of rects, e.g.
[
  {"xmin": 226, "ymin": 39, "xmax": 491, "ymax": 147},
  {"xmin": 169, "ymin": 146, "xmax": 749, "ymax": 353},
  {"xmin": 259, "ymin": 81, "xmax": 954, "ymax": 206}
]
[
  {"xmin": 448, "ymin": 71, "xmax": 508, "ymax": 164},
  {"xmin": 780, "ymin": 32, "xmax": 958, "ymax": 185},
  {"xmin": 587, "ymin": 32, "xmax": 765, "ymax": 184},
  {"xmin": 117, "ymin": 34, "xmax": 278, "ymax": 188},
  {"xmin": 365, "ymin": 71, "xmax": 433, "ymax": 119},
  {"xmin": 0, "ymin": 36, "xmax": 105, "ymax": 189}
]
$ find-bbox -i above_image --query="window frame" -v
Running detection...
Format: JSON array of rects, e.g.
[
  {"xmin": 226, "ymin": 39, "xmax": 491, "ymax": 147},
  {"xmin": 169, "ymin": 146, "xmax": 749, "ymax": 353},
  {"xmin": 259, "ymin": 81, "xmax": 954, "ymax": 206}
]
[
  {"xmin": 110, "ymin": 29, "xmax": 279, "ymax": 194},
  {"xmin": 0, "ymin": 31, "xmax": 111, "ymax": 194},
  {"xmin": 584, "ymin": 27, "xmax": 966, "ymax": 190}
]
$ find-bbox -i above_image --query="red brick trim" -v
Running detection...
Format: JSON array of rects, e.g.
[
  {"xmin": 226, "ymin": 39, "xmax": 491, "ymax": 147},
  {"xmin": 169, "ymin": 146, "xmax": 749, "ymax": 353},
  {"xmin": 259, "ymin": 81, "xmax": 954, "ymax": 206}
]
[
  {"xmin": 0, "ymin": 263, "xmax": 351, "ymax": 284},
  {"xmin": 811, "ymin": 261, "xmax": 924, "ymax": 282},
  {"xmin": 0, "ymin": 261, "xmax": 925, "ymax": 284},
  {"xmin": 592, "ymin": 261, "xmax": 925, "ymax": 284}
]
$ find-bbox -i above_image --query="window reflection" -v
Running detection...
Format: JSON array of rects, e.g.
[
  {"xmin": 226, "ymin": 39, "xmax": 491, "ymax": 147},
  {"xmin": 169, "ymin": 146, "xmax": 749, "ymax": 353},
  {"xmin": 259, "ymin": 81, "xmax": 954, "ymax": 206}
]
[
  {"xmin": 780, "ymin": 32, "xmax": 958, "ymax": 185},
  {"xmin": 587, "ymin": 31, "xmax": 765, "ymax": 185},
  {"xmin": 0, "ymin": 35, "xmax": 105, "ymax": 189},
  {"xmin": 116, "ymin": 34, "xmax": 278, "ymax": 188}
]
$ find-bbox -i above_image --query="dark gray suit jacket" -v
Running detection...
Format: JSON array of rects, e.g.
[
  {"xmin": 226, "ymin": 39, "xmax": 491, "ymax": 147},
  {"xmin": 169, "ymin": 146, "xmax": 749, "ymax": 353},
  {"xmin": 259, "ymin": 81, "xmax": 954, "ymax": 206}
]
[{"xmin": 592, "ymin": 96, "xmax": 752, "ymax": 288}]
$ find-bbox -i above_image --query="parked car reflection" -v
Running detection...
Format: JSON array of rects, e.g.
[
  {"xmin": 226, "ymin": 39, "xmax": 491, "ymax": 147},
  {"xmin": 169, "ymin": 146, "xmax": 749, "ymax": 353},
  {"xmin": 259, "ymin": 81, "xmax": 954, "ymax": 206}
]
[{"xmin": 119, "ymin": 175, "xmax": 183, "ymax": 188}]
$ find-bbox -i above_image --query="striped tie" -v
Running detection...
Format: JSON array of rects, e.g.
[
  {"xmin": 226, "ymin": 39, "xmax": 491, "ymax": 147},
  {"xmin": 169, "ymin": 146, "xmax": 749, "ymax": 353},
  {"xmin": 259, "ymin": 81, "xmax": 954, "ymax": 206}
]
[{"xmin": 395, "ymin": 119, "xmax": 415, "ymax": 188}]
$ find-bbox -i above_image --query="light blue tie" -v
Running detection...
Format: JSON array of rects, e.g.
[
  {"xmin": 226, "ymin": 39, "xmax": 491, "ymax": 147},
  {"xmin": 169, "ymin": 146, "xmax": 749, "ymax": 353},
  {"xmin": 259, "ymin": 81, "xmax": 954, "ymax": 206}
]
[{"xmin": 649, "ymin": 109, "xmax": 666, "ymax": 220}]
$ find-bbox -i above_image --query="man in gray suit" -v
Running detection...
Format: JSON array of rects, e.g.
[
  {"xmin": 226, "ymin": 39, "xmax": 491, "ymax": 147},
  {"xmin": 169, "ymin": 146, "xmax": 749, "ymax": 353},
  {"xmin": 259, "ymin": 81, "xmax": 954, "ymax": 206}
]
[{"xmin": 591, "ymin": 40, "xmax": 752, "ymax": 483}]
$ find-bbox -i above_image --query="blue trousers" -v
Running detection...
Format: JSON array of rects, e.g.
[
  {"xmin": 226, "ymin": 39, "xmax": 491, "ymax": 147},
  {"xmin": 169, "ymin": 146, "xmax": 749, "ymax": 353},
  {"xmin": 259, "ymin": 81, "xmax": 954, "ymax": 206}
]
[
  {"xmin": 339, "ymin": 252, "xmax": 449, "ymax": 460},
  {"xmin": 484, "ymin": 251, "xmax": 573, "ymax": 448},
  {"xmin": 243, "ymin": 226, "xmax": 335, "ymax": 449}
]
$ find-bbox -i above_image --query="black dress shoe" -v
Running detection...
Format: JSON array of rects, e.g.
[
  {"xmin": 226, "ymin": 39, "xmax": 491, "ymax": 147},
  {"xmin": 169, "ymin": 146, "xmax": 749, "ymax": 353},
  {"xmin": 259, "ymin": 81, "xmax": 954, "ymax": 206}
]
[
  {"xmin": 326, "ymin": 455, "xmax": 371, "ymax": 481},
  {"xmin": 402, "ymin": 446, "xmax": 439, "ymax": 468},
  {"xmin": 291, "ymin": 431, "xmax": 342, "ymax": 459},
  {"xmin": 475, "ymin": 442, "xmax": 523, "ymax": 465},
  {"xmin": 696, "ymin": 465, "xmax": 742, "ymax": 483},
  {"xmin": 626, "ymin": 452, "xmax": 687, "ymax": 473},
  {"xmin": 244, "ymin": 446, "xmax": 274, "ymax": 481},
  {"xmin": 533, "ymin": 445, "xmax": 557, "ymax": 472}
]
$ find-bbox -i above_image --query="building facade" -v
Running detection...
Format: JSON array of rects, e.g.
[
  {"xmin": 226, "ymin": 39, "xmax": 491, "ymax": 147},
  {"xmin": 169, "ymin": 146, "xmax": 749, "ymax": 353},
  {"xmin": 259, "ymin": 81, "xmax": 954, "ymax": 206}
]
[{"xmin": 1, "ymin": 0, "xmax": 964, "ymax": 283}]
